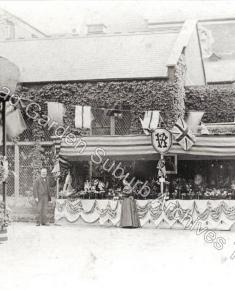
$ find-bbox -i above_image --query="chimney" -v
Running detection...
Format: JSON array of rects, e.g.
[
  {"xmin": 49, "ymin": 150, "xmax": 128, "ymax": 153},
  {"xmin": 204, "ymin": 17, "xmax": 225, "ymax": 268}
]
[{"xmin": 86, "ymin": 23, "xmax": 107, "ymax": 34}]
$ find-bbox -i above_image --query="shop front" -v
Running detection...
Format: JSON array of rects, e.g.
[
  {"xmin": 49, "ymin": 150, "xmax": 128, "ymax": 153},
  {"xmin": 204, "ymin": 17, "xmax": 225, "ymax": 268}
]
[{"xmin": 54, "ymin": 134, "xmax": 235, "ymax": 230}]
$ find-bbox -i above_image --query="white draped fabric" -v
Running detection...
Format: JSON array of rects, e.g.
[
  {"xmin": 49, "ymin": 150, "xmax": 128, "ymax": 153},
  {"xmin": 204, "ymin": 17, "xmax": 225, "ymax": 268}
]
[
  {"xmin": 55, "ymin": 199, "xmax": 122, "ymax": 225},
  {"xmin": 55, "ymin": 199, "xmax": 235, "ymax": 230}
]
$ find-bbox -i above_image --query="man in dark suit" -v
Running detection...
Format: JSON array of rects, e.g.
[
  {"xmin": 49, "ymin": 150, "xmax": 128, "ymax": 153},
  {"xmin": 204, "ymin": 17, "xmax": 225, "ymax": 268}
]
[{"xmin": 33, "ymin": 168, "xmax": 56, "ymax": 226}]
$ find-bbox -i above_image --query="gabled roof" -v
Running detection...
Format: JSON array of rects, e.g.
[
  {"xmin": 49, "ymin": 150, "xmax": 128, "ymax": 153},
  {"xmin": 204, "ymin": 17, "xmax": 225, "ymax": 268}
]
[
  {"xmin": 0, "ymin": 8, "xmax": 47, "ymax": 38},
  {"xmin": 199, "ymin": 18, "xmax": 235, "ymax": 84},
  {"xmin": 0, "ymin": 20, "xmax": 205, "ymax": 84},
  {"xmin": 204, "ymin": 58, "xmax": 235, "ymax": 83}
]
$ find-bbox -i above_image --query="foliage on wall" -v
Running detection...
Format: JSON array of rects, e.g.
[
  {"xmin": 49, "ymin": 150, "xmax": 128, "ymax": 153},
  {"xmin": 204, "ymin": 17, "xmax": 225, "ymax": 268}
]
[
  {"xmin": 185, "ymin": 86, "xmax": 235, "ymax": 123},
  {"xmin": 17, "ymin": 76, "xmax": 185, "ymax": 141}
]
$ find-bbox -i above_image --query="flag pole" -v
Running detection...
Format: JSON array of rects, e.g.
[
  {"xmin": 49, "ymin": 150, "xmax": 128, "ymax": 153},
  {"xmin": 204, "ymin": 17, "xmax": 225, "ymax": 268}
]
[
  {"xmin": 56, "ymin": 178, "xmax": 60, "ymax": 199},
  {"xmin": 2, "ymin": 100, "xmax": 7, "ymax": 216},
  {"xmin": 160, "ymin": 154, "xmax": 164, "ymax": 196}
]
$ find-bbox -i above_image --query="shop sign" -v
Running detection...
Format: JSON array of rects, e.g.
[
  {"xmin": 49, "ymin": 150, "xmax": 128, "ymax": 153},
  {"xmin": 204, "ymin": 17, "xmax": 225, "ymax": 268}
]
[{"xmin": 152, "ymin": 128, "xmax": 172, "ymax": 154}]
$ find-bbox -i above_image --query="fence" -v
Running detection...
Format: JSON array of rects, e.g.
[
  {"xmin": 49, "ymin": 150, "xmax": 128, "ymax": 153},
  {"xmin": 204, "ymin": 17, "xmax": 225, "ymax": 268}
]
[
  {"xmin": 19, "ymin": 106, "xmax": 140, "ymax": 140},
  {"xmin": 0, "ymin": 106, "xmax": 142, "ymax": 198},
  {"xmin": 0, "ymin": 142, "xmax": 54, "ymax": 198}
]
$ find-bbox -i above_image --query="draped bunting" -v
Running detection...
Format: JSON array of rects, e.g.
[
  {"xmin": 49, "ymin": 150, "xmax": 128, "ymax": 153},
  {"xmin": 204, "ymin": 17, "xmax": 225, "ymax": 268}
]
[
  {"xmin": 55, "ymin": 199, "xmax": 235, "ymax": 230},
  {"xmin": 58, "ymin": 134, "xmax": 235, "ymax": 161},
  {"xmin": 47, "ymin": 102, "xmax": 65, "ymax": 125},
  {"xmin": 140, "ymin": 111, "xmax": 160, "ymax": 135},
  {"xmin": 75, "ymin": 105, "xmax": 94, "ymax": 129},
  {"xmin": 186, "ymin": 111, "xmax": 204, "ymax": 134},
  {"xmin": 55, "ymin": 199, "xmax": 121, "ymax": 225},
  {"xmin": 5, "ymin": 108, "xmax": 27, "ymax": 138}
]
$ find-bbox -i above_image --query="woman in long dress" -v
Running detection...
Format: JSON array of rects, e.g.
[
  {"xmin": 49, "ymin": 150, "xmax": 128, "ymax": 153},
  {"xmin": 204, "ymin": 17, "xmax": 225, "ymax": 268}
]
[{"xmin": 120, "ymin": 180, "xmax": 140, "ymax": 228}]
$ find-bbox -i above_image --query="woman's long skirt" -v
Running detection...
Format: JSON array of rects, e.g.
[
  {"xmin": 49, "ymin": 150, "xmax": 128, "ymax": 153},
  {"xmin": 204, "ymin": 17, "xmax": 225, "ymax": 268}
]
[{"xmin": 120, "ymin": 197, "xmax": 140, "ymax": 228}]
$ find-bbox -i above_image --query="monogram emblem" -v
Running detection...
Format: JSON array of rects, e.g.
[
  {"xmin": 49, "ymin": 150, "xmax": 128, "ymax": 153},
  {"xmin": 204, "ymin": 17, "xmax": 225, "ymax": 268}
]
[{"xmin": 152, "ymin": 129, "xmax": 172, "ymax": 154}]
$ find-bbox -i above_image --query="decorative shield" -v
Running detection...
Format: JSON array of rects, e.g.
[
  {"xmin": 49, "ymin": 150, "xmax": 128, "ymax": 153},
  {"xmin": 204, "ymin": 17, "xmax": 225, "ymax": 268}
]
[{"xmin": 151, "ymin": 128, "xmax": 172, "ymax": 154}]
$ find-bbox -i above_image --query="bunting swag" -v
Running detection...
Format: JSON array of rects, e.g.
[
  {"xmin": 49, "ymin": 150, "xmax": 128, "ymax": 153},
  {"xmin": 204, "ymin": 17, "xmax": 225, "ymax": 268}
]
[
  {"xmin": 201, "ymin": 123, "xmax": 209, "ymax": 135},
  {"xmin": 52, "ymin": 136, "xmax": 70, "ymax": 171},
  {"xmin": 52, "ymin": 159, "xmax": 60, "ymax": 177},
  {"xmin": 140, "ymin": 111, "xmax": 160, "ymax": 135},
  {"xmin": 186, "ymin": 111, "xmax": 204, "ymax": 134},
  {"xmin": 58, "ymin": 134, "xmax": 235, "ymax": 159},
  {"xmin": 55, "ymin": 199, "xmax": 121, "ymax": 225},
  {"xmin": 47, "ymin": 102, "xmax": 65, "ymax": 126},
  {"xmin": 157, "ymin": 158, "xmax": 166, "ymax": 178},
  {"xmin": 171, "ymin": 117, "xmax": 196, "ymax": 151},
  {"xmin": 75, "ymin": 105, "xmax": 94, "ymax": 129},
  {"xmin": 0, "ymin": 104, "xmax": 27, "ymax": 139},
  {"xmin": 6, "ymin": 108, "xmax": 27, "ymax": 138},
  {"xmin": 55, "ymin": 199, "xmax": 235, "ymax": 230}
]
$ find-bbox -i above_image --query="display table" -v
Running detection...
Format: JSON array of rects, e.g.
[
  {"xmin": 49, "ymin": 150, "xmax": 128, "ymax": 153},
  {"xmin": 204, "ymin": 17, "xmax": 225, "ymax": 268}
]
[{"xmin": 54, "ymin": 199, "xmax": 235, "ymax": 230}]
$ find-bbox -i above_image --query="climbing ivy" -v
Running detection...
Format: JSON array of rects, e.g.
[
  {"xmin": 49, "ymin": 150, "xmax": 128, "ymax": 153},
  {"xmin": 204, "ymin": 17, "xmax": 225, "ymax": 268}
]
[{"xmin": 185, "ymin": 86, "xmax": 235, "ymax": 123}]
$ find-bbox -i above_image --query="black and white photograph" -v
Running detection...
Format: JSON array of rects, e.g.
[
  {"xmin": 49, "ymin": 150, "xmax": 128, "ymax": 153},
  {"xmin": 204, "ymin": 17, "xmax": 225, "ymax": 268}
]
[{"xmin": 0, "ymin": 0, "xmax": 235, "ymax": 289}]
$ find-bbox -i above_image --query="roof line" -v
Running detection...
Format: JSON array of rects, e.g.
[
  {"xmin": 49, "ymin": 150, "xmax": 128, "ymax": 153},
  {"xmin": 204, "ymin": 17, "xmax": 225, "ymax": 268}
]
[
  {"xmin": 196, "ymin": 22, "xmax": 207, "ymax": 85},
  {"xmin": 0, "ymin": 7, "xmax": 47, "ymax": 37},
  {"xmin": 199, "ymin": 17, "xmax": 235, "ymax": 23},
  {"xmin": 207, "ymin": 80, "xmax": 235, "ymax": 85},
  {"xmin": 166, "ymin": 19, "xmax": 198, "ymax": 67},
  {"xmin": 20, "ymin": 76, "xmax": 169, "ymax": 85},
  {"xmin": 0, "ymin": 29, "xmax": 179, "ymax": 43},
  {"xmin": 147, "ymin": 20, "xmax": 184, "ymax": 25}
]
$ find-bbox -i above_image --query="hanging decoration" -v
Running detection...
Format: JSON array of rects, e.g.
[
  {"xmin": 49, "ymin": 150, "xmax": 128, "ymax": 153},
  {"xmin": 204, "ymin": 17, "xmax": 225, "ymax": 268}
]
[
  {"xmin": 171, "ymin": 116, "xmax": 196, "ymax": 151},
  {"xmin": 6, "ymin": 108, "xmax": 27, "ymax": 138},
  {"xmin": 52, "ymin": 159, "xmax": 60, "ymax": 178},
  {"xmin": 186, "ymin": 111, "xmax": 204, "ymax": 133},
  {"xmin": 75, "ymin": 105, "xmax": 94, "ymax": 129},
  {"xmin": 151, "ymin": 128, "xmax": 172, "ymax": 154},
  {"xmin": 55, "ymin": 199, "xmax": 235, "ymax": 230},
  {"xmin": 47, "ymin": 102, "xmax": 65, "ymax": 126},
  {"xmin": 157, "ymin": 158, "xmax": 166, "ymax": 178},
  {"xmin": 140, "ymin": 110, "xmax": 160, "ymax": 135}
]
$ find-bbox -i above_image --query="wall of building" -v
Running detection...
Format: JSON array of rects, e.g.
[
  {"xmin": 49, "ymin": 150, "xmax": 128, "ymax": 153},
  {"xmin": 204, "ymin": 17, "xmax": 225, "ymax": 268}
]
[
  {"xmin": 185, "ymin": 86, "xmax": 235, "ymax": 123},
  {"xmin": 17, "ymin": 61, "xmax": 186, "ymax": 143}
]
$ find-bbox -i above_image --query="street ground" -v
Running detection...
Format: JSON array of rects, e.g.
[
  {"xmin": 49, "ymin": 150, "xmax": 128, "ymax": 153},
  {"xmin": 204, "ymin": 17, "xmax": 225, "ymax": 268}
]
[{"xmin": 1, "ymin": 222, "xmax": 235, "ymax": 290}]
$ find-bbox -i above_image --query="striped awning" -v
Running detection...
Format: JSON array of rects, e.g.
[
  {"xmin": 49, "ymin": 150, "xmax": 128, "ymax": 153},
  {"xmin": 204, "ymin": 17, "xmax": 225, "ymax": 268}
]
[{"xmin": 57, "ymin": 134, "xmax": 235, "ymax": 161}]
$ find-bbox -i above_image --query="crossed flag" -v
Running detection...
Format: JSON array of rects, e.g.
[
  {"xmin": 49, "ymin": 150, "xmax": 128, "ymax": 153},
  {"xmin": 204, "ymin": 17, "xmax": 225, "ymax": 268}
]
[
  {"xmin": 171, "ymin": 117, "xmax": 196, "ymax": 151},
  {"xmin": 140, "ymin": 112, "xmax": 198, "ymax": 151}
]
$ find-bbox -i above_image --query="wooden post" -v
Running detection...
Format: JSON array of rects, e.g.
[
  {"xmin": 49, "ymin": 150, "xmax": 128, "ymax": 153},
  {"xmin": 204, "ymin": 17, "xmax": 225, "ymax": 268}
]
[
  {"xmin": 89, "ymin": 124, "xmax": 93, "ymax": 181},
  {"xmin": 14, "ymin": 143, "xmax": 19, "ymax": 198},
  {"xmin": 110, "ymin": 115, "xmax": 115, "ymax": 135},
  {"xmin": 2, "ymin": 101, "xmax": 6, "ymax": 214},
  {"xmin": 56, "ymin": 178, "xmax": 60, "ymax": 199}
]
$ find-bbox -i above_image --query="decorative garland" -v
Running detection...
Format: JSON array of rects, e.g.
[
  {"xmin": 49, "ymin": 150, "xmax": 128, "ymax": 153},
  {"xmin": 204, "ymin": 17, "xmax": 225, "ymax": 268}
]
[{"xmin": 55, "ymin": 199, "xmax": 235, "ymax": 229}]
